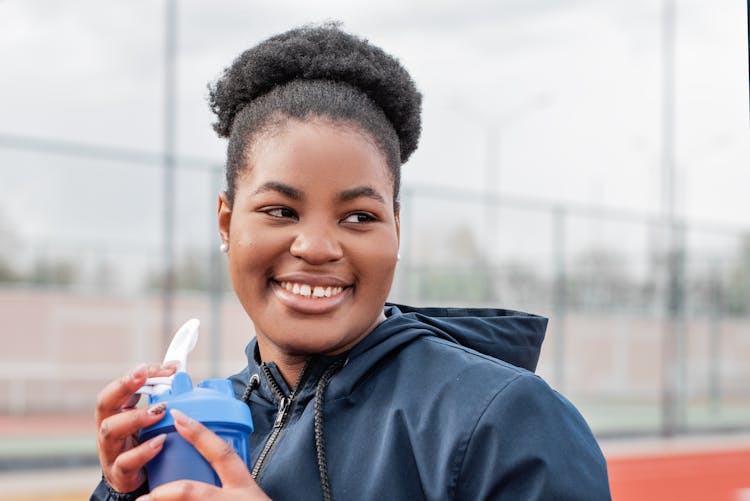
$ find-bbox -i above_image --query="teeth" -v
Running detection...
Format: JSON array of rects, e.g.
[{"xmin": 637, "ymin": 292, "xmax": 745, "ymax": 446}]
[{"xmin": 280, "ymin": 282, "xmax": 345, "ymax": 299}]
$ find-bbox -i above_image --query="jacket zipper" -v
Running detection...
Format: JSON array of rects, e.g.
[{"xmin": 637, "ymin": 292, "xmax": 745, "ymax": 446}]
[{"xmin": 250, "ymin": 360, "xmax": 312, "ymax": 479}]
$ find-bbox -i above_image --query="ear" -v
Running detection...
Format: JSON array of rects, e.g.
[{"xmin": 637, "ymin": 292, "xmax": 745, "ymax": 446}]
[{"xmin": 218, "ymin": 191, "xmax": 232, "ymax": 245}]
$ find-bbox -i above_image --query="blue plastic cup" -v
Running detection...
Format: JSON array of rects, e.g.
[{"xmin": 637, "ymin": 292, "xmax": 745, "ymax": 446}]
[{"xmin": 139, "ymin": 372, "xmax": 253, "ymax": 490}]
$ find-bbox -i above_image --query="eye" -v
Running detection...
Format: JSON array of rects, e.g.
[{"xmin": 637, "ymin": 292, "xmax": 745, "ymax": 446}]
[
  {"xmin": 343, "ymin": 212, "xmax": 376, "ymax": 224},
  {"xmin": 264, "ymin": 207, "xmax": 297, "ymax": 219}
]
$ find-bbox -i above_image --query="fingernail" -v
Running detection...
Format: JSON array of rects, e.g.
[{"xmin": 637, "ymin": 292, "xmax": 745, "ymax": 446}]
[
  {"xmin": 148, "ymin": 402, "xmax": 167, "ymax": 416},
  {"xmin": 148, "ymin": 433, "xmax": 167, "ymax": 449},
  {"xmin": 170, "ymin": 408, "xmax": 193, "ymax": 427},
  {"xmin": 131, "ymin": 363, "xmax": 147, "ymax": 381},
  {"xmin": 136, "ymin": 496, "xmax": 150, "ymax": 501},
  {"xmin": 163, "ymin": 360, "xmax": 181, "ymax": 370}
]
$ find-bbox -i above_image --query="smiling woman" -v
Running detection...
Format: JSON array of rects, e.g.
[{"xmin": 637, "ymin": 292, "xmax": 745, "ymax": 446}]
[{"xmin": 90, "ymin": 22, "xmax": 611, "ymax": 501}]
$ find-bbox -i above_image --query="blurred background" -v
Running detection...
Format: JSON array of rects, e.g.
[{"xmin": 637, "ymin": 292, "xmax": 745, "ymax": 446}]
[{"xmin": 0, "ymin": 0, "xmax": 748, "ymax": 499}]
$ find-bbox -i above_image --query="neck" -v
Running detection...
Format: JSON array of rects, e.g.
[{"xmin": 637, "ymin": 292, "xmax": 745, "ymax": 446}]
[
  {"xmin": 255, "ymin": 342, "xmax": 308, "ymax": 389},
  {"xmin": 254, "ymin": 310, "xmax": 388, "ymax": 386},
  {"xmin": 274, "ymin": 354, "xmax": 309, "ymax": 389}
]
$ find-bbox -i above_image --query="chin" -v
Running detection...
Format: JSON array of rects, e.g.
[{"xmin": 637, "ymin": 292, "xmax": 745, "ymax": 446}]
[{"xmin": 278, "ymin": 330, "xmax": 354, "ymax": 357}]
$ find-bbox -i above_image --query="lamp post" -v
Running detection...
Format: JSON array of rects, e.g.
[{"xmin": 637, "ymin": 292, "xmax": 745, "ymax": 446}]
[
  {"xmin": 450, "ymin": 93, "xmax": 553, "ymax": 261},
  {"xmin": 660, "ymin": 0, "xmax": 686, "ymax": 437},
  {"xmin": 162, "ymin": 0, "xmax": 177, "ymax": 346}
]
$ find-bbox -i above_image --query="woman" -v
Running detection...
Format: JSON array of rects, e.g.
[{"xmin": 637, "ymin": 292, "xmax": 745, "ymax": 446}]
[{"xmin": 92, "ymin": 23, "xmax": 610, "ymax": 500}]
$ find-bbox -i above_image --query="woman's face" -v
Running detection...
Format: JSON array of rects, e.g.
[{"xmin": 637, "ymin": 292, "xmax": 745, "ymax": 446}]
[{"xmin": 218, "ymin": 118, "xmax": 400, "ymax": 361}]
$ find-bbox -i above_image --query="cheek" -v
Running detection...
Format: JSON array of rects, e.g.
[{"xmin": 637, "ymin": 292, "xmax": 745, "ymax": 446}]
[
  {"xmin": 229, "ymin": 217, "xmax": 285, "ymax": 262},
  {"xmin": 226, "ymin": 230, "xmax": 274, "ymax": 285},
  {"xmin": 352, "ymin": 234, "xmax": 399, "ymax": 285}
]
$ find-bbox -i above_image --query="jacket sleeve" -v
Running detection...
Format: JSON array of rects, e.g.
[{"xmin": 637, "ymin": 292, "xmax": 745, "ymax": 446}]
[
  {"xmin": 454, "ymin": 372, "xmax": 611, "ymax": 501},
  {"xmin": 90, "ymin": 476, "xmax": 149, "ymax": 501}
]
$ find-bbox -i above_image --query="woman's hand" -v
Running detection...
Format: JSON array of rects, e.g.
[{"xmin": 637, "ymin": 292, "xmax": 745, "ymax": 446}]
[
  {"xmin": 135, "ymin": 408, "xmax": 271, "ymax": 501},
  {"xmin": 95, "ymin": 362, "xmax": 179, "ymax": 493}
]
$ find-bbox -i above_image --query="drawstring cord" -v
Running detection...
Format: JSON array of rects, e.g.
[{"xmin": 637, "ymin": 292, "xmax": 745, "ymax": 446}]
[
  {"xmin": 314, "ymin": 358, "xmax": 345, "ymax": 501},
  {"xmin": 241, "ymin": 360, "xmax": 345, "ymax": 501},
  {"xmin": 241, "ymin": 373, "xmax": 260, "ymax": 403}
]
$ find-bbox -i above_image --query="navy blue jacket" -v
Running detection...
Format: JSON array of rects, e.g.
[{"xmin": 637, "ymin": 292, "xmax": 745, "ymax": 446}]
[
  {"xmin": 230, "ymin": 304, "xmax": 610, "ymax": 500},
  {"xmin": 92, "ymin": 304, "xmax": 610, "ymax": 500}
]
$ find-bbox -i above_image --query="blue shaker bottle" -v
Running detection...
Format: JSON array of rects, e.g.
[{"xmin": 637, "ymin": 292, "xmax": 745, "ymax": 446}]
[{"xmin": 139, "ymin": 372, "xmax": 253, "ymax": 490}]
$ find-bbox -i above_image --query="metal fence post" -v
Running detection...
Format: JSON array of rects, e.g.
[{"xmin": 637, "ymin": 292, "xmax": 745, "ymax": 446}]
[
  {"xmin": 399, "ymin": 187, "xmax": 415, "ymax": 303},
  {"xmin": 552, "ymin": 205, "xmax": 567, "ymax": 391},
  {"xmin": 707, "ymin": 259, "xmax": 723, "ymax": 415},
  {"xmin": 209, "ymin": 165, "xmax": 224, "ymax": 377},
  {"xmin": 662, "ymin": 220, "xmax": 687, "ymax": 435}
]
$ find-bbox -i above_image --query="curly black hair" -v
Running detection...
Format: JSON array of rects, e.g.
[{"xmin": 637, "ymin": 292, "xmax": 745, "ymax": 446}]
[{"xmin": 208, "ymin": 23, "xmax": 422, "ymax": 208}]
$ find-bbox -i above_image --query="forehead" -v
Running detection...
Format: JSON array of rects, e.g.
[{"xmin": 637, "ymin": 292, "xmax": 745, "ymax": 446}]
[{"xmin": 240, "ymin": 118, "xmax": 394, "ymax": 196}]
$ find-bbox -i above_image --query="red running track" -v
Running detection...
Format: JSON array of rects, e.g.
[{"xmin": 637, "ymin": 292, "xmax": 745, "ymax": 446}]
[{"xmin": 607, "ymin": 446, "xmax": 750, "ymax": 501}]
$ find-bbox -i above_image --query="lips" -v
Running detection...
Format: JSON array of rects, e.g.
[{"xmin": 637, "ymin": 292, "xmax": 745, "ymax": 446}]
[{"xmin": 271, "ymin": 275, "xmax": 352, "ymax": 315}]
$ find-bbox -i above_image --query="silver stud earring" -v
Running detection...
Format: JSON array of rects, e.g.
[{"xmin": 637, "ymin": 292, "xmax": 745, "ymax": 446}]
[
  {"xmin": 397, "ymin": 253, "xmax": 401, "ymax": 261},
  {"xmin": 220, "ymin": 242, "xmax": 229, "ymax": 254}
]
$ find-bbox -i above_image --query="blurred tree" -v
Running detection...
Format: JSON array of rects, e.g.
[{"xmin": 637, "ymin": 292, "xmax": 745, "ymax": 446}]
[
  {"xmin": 30, "ymin": 258, "xmax": 77, "ymax": 287},
  {"xmin": 417, "ymin": 225, "xmax": 495, "ymax": 302},
  {"xmin": 0, "ymin": 206, "xmax": 22, "ymax": 283},
  {"xmin": 145, "ymin": 250, "xmax": 231, "ymax": 292},
  {"xmin": 566, "ymin": 247, "xmax": 638, "ymax": 312},
  {"xmin": 0, "ymin": 259, "xmax": 21, "ymax": 282},
  {"xmin": 499, "ymin": 259, "xmax": 546, "ymax": 306}
]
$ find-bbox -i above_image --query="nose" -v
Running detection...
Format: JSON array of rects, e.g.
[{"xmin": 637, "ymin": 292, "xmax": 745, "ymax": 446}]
[{"xmin": 289, "ymin": 225, "xmax": 344, "ymax": 264}]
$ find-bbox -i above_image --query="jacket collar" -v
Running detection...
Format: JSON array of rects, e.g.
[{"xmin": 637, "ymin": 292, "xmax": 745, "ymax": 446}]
[{"xmin": 241, "ymin": 302, "xmax": 547, "ymax": 401}]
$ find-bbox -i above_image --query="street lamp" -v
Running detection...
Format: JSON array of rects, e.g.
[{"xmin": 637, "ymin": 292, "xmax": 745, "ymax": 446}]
[{"xmin": 449, "ymin": 93, "xmax": 553, "ymax": 256}]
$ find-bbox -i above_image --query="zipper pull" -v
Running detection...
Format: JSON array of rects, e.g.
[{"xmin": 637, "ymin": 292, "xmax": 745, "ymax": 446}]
[{"xmin": 273, "ymin": 396, "xmax": 290, "ymax": 429}]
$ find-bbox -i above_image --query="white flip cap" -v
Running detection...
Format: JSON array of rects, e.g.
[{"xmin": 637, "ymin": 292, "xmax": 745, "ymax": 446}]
[{"xmin": 137, "ymin": 318, "xmax": 200, "ymax": 395}]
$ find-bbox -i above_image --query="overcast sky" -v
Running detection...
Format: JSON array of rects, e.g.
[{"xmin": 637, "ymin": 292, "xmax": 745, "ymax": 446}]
[{"xmin": 0, "ymin": 0, "xmax": 748, "ymax": 261}]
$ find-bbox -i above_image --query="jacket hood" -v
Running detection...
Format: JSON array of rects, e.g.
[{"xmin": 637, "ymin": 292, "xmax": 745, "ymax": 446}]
[
  {"xmin": 380, "ymin": 303, "xmax": 547, "ymax": 372},
  {"xmin": 341, "ymin": 302, "xmax": 548, "ymax": 381}
]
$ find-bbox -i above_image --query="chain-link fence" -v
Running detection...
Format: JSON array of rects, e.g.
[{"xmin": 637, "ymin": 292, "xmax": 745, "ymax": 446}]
[{"xmin": 1, "ymin": 142, "xmax": 748, "ymax": 437}]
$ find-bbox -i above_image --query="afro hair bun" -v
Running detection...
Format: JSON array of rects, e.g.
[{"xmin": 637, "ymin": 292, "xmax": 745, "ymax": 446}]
[{"xmin": 208, "ymin": 22, "xmax": 422, "ymax": 164}]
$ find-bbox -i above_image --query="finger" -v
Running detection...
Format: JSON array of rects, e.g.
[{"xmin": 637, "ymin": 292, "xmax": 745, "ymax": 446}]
[
  {"xmin": 170, "ymin": 409, "xmax": 253, "ymax": 488},
  {"xmin": 137, "ymin": 479, "xmax": 220, "ymax": 501},
  {"xmin": 122, "ymin": 392, "xmax": 141, "ymax": 410},
  {"xmin": 96, "ymin": 363, "xmax": 148, "ymax": 421},
  {"xmin": 112, "ymin": 432, "xmax": 167, "ymax": 477},
  {"xmin": 96, "ymin": 362, "xmax": 179, "ymax": 423},
  {"xmin": 106, "ymin": 433, "xmax": 167, "ymax": 493},
  {"xmin": 98, "ymin": 402, "xmax": 168, "ymax": 465}
]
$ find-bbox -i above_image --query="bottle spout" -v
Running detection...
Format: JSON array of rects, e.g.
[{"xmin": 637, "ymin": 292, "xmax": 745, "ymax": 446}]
[{"xmin": 137, "ymin": 318, "xmax": 200, "ymax": 395}]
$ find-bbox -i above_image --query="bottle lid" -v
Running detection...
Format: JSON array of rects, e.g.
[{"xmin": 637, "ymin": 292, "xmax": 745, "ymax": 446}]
[{"xmin": 141, "ymin": 372, "xmax": 253, "ymax": 434}]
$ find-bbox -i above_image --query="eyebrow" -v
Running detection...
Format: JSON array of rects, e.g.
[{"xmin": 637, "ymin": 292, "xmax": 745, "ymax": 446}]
[
  {"xmin": 338, "ymin": 186, "xmax": 386, "ymax": 204},
  {"xmin": 254, "ymin": 181, "xmax": 386, "ymax": 205},
  {"xmin": 253, "ymin": 181, "xmax": 303, "ymax": 200}
]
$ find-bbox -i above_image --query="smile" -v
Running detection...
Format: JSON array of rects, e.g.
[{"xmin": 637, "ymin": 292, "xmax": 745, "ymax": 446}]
[{"xmin": 279, "ymin": 281, "xmax": 345, "ymax": 299}]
